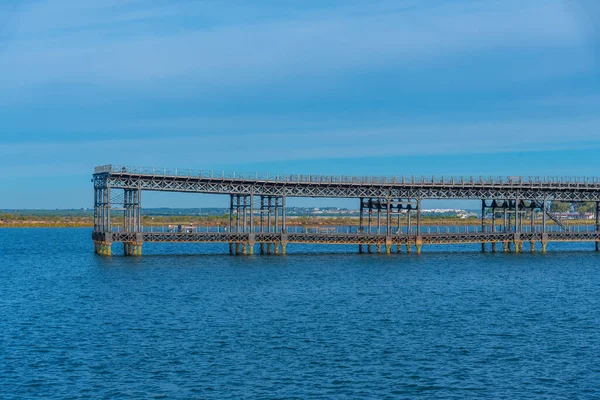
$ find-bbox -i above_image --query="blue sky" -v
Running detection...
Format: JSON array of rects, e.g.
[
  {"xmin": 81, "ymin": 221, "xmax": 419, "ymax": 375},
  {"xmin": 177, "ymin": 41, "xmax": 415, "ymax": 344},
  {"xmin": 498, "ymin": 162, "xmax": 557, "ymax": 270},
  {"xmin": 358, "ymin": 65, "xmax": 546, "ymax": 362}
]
[{"xmin": 1, "ymin": 0, "xmax": 599, "ymax": 208}]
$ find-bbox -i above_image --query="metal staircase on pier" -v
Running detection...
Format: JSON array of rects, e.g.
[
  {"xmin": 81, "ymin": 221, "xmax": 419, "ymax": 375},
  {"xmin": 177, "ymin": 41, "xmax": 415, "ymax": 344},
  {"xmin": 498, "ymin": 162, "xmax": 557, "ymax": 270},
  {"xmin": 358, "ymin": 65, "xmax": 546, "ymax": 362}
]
[{"xmin": 534, "ymin": 201, "xmax": 570, "ymax": 231}]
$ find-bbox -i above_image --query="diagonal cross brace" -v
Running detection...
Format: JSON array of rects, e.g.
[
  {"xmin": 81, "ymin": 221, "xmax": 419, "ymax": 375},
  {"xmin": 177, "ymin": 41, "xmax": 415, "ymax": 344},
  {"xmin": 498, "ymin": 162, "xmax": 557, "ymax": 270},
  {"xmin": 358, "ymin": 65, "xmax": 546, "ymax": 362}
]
[{"xmin": 533, "ymin": 201, "xmax": 570, "ymax": 231}]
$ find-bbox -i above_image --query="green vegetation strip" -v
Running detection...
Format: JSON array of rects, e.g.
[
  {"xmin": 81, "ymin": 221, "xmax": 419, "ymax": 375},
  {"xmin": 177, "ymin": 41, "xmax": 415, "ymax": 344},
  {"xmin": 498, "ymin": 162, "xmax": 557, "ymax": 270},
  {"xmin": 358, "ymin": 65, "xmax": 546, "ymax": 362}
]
[{"xmin": 0, "ymin": 213, "xmax": 594, "ymax": 228}]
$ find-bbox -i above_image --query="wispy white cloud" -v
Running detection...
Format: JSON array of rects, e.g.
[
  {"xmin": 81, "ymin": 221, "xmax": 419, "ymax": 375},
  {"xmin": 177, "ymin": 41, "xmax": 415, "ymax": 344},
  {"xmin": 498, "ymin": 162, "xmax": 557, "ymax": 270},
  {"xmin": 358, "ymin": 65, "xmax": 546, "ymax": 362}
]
[
  {"xmin": 0, "ymin": 0, "xmax": 589, "ymax": 100},
  {"xmin": 1, "ymin": 0, "xmax": 598, "ymax": 208},
  {"xmin": 2, "ymin": 116, "xmax": 599, "ymax": 177},
  {"xmin": 513, "ymin": 93, "xmax": 600, "ymax": 108}
]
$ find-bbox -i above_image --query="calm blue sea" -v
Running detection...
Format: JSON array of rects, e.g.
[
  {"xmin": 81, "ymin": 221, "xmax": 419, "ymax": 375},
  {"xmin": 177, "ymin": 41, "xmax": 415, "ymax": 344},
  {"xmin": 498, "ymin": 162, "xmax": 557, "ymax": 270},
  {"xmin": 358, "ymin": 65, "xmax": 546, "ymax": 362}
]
[{"xmin": 1, "ymin": 228, "xmax": 599, "ymax": 399}]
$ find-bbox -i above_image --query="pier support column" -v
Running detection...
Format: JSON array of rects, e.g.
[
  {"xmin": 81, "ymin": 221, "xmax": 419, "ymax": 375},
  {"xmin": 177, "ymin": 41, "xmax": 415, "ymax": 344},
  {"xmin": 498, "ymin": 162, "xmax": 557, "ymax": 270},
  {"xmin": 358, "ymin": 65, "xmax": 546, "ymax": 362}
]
[
  {"xmin": 93, "ymin": 180, "xmax": 113, "ymax": 255},
  {"xmin": 514, "ymin": 241, "xmax": 523, "ymax": 253},
  {"xmin": 377, "ymin": 201, "xmax": 381, "ymax": 234},
  {"xmin": 242, "ymin": 244, "xmax": 247, "ymax": 255},
  {"xmin": 406, "ymin": 244, "xmax": 412, "ymax": 254},
  {"xmin": 416, "ymin": 199, "xmax": 422, "ymax": 237},
  {"xmin": 481, "ymin": 200, "xmax": 486, "ymax": 242},
  {"xmin": 515, "ymin": 199, "xmax": 520, "ymax": 233},
  {"xmin": 491, "ymin": 242, "xmax": 496, "ymax": 253},
  {"xmin": 367, "ymin": 244, "xmax": 372, "ymax": 254},
  {"xmin": 541, "ymin": 233, "xmax": 548, "ymax": 254},
  {"xmin": 376, "ymin": 244, "xmax": 381, "ymax": 253},
  {"xmin": 124, "ymin": 189, "xmax": 142, "ymax": 234},
  {"xmin": 359, "ymin": 198, "xmax": 365, "ymax": 233},
  {"xmin": 385, "ymin": 236, "xmax": 392, "ymax": 254},
  {"xmin": 530, "ymin": 209, "xmax": 535, "ymax": 233},
  {"xmin": 368, "ymin": 199, "xmax": 373, "ymax": 234},
  {"xmin": 260, "ymin": 243, "xmax": 265, "ymax": 254},
  {"xmin": 229, "ymin": 243, "xmax": 233, "ymax": 255},
  {"xmin": 415, "ymin": 237, "xmax": 423, "ymax": 254},
  {"xmin": 260, "ymin": 196, "xmax": 265, "ymax": 234},
  {"xmin": 267, "ymin": 198, "xmax": 272, "ymax": 233},
  {"xmin": 94, "ymin": 241, "xmax": 112, "ymax": 256},
  {"xmin": 236, "ymin": 195, "xmax": 241, "ymax": 233},
  {"xmin": 248, "ymin": 234, "xmax": 255, "ymax": 256},
  {"xmin": 529, "ymin": 241, "xmax": 535, "ymax": 253},
  {"xmin": 596, "ymin": 201, "xmax": 600, "ymax": 251},
  {"xmin": 280, "ymin": 234, "xmax": 288, "ymax": 256},
  {"xmin": 124, "ymin": 242, "xmax": 143, "ymax": 256},
  {"xmin": 281, "ymin": 195, "xmax": 287, "ymax": 234},
  {"xmin": 229, "ymin": 195, "xmax": 234, "ymax": 232},
  {"xmin": 104, "ymin": 242, "xmax": 112, "ymax": 256},
  {"xmin": 386, "ymin": 197, "xmax": 392, "ymax": 236},
  {"xmin": 359, "ymin": 245, "xmax": 363, "ymax": 254},
  {"xmin": 513, "ymin": 233, "xmax": 522, "ymax": 253},
  {"xmin": 541, "ymin": 200, "xmax": 547, "ymax": 233},
  {"xmin": 491, "ymin": 202, "xmax": 496, "ymax": 233}
]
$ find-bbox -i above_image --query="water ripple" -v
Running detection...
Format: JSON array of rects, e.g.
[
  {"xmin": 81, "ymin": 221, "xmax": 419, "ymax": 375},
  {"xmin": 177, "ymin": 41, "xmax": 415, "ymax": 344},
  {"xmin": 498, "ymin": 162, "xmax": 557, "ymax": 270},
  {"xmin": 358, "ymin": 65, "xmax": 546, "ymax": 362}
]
[{"xmin": 1, "ymin": 229, "xmax": 600, "ymax": 399}]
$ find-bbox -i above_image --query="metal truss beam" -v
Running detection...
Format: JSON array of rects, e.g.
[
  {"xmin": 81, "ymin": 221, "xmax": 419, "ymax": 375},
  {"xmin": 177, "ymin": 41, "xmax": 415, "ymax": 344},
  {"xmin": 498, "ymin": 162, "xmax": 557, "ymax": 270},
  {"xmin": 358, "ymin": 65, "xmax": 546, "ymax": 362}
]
[{"xmin": 94, "ymin": 172, "xmax": 600, "ymax": 201}]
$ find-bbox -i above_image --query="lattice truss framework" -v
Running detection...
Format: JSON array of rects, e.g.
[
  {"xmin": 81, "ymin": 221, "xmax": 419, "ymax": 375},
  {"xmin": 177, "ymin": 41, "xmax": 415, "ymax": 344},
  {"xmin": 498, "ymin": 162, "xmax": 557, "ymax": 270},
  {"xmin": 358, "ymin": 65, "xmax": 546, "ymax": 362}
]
[{"xmin": 94, "ymin": 173, "xmax": 600, "ymax": 201}]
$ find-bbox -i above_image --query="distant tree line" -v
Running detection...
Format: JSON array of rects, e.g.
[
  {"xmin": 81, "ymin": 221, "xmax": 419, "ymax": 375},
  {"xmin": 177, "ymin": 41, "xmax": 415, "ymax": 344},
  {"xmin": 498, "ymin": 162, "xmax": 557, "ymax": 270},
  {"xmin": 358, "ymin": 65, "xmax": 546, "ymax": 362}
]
[{"xmin": 550, "ymin": 202, "xmax": 597, "ymax": 214}]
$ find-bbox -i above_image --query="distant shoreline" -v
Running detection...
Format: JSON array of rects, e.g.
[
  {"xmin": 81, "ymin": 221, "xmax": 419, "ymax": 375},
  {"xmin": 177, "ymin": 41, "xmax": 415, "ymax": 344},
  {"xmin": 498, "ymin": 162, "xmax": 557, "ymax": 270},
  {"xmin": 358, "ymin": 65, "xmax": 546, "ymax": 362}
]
[{"xmin": 0, "ymin": 215, "xmax": 592, "ymax": 229}]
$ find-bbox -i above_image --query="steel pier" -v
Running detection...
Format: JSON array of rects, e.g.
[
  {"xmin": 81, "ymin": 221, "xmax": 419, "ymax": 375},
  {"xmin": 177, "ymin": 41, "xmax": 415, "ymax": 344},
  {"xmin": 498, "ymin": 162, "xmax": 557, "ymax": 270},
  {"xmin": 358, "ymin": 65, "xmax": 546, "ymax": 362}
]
[{"xmin": 92, "ymin": 165, "xmax": 600, "ymax": 256}]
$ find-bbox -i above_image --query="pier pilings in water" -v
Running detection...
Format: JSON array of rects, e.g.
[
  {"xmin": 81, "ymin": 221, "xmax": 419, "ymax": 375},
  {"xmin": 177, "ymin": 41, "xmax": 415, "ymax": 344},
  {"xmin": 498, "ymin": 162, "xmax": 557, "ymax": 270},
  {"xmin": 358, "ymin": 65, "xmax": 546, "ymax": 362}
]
[
  {"xmin": 93, "ymin": 231, "xmax": 600, "ymax": 256},
  {"xmin": 94, "ymin": 241, "xmax": 112, "ymax": 256},
  {"xmin": 124, "ymin": 242, "xmax": 143, "ymax": 256}
]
